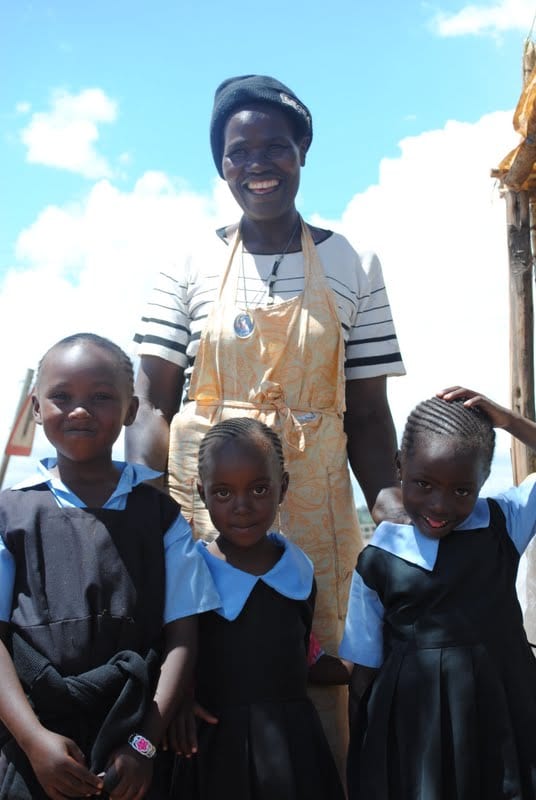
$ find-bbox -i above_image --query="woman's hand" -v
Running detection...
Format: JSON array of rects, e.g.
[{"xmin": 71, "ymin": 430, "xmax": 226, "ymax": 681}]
[
  {"xmin": 437, "ymin": 386, "xmax": 513, "ymax": 429},
  {"xmin": 26, "ymin": 728, "xmax": 103, "ymax": 799},
  {"xmin": 164, "ymin": 700, "xmax": 218, "ymax": 757},
  {"xmin": 438, "ymin": 385, "xmax": 536, "ymax": 452},
  {"xmin": 371, "ymin": 486, "xmax": 410, "ymax": 525}
]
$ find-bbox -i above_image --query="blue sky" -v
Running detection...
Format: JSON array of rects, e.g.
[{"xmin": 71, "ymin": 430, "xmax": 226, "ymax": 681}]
[
  {"xmin": 2, "ymin": 0, "xmax": 526, "ymax": 261},
  {"xmin": 1, "ymin": 0, "xmax": 535, "ymax": 499}
]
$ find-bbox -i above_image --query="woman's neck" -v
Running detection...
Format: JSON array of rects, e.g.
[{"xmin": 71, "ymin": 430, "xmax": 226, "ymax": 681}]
[
  {"xmin": 51, "ymin": 454, "xmax": 121, "ymax": 507},
  {"xmin": 240, "ymin": 211, "xmax": 301, "ymax": 255}
]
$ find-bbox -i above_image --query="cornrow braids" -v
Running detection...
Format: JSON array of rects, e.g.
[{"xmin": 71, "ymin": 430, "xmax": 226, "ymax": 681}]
[
  {"xmin": 401, "ymin": 396, "xmax": 495, "ymax": 471},
  {"xmin": 198, "ymin": 417, "xmax": 285, "ymax": 480},
  {"xmin": 37, "ymin": 333, "xmax": 135, "ymax": 395}
]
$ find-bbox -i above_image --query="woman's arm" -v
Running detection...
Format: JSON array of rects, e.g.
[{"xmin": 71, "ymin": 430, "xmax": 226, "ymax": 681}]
[
  {"xmin": 0, "ymin": 623, "xmax": 102, "ymax": 799},
  {"xmin": 125, "ymin": 355, "xmax": 185, "ymax": 482},
  {"xmin": 438, "ymin": 386, "xmax": 536, "ymax": 451},
  {"xmin": 345, "ymin": 376, "xmax": 406, "ymax": 522}
]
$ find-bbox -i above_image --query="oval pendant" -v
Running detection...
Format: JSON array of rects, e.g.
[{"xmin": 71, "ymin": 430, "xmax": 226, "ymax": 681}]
[{"xmin": 234, "ymin": 312, "xmax": 255, "ymax": 339}]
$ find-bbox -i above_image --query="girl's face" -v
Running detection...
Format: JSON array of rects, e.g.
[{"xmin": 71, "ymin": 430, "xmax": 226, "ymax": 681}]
[
  {"xmin": 221, "ymin": 104, "xmax": 309, "ymax": 224},
  {"xmin": 198, "ymin": 437, "xmax": 289, "ymax": 551},
  {"xmin": 400, "ymin": 435, "xmax": 489, "ymax": 540},
  {"xmin": 32, "ymin": 342, "xmax": 138, "ymax": 466}
]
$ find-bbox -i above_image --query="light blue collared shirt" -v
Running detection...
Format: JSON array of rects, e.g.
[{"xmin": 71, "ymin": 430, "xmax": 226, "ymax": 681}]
[
  {"xmin": 339, "ymin": 474, "xmax": 536, "ymax": 669},
  {"xmin": 0, "ymin": 459, "xmax": 221, "ymax": 624},
  {"xmin": 196, "ymin": 532, "xmax": 314, "ymax": 621}
]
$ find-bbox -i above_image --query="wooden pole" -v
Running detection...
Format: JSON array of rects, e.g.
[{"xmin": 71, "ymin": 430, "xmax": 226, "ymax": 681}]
[
  {"xmin": 0, "ymin": 368, "xmax": 34, "ymax": 490},
  {"xmin": 503, "ymin": 40, "xmax": 536, "ymax": 641},
  {"xmin": 508, "ymin": 43, "xmax": 536, "ymax": 483}
]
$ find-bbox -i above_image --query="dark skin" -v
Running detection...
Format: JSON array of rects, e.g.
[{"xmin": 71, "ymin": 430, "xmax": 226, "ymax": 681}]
[
  {"xmin": 308, "ymin": 654, "xmax": 352, "ymax": 685},
  {"xmin": 126, "ymin": 103, "xmax": 402, "ymax": 518}
]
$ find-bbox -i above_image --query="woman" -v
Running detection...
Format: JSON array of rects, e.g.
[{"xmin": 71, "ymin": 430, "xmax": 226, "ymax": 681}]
[{"xmin": 128, "ymin": 75, "xmax": 405, "ymax": 770}]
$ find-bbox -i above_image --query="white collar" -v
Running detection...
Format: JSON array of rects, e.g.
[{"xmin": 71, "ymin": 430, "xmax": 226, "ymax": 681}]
[
  {"xmin": 11, "ymin": 458, "xmax": 162, "ymax": 507},
  {"xmin": 370, "ymin": 496, "xmax": 491, "ymax": 571},
  {"xmin": 196, "ymin": 532, "xmax": 314, "ymax": 620}
]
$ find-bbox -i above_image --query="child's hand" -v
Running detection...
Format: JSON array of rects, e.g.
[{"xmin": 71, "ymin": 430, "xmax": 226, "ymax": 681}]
[
  {"xmin": 438, "ymin": 386, "xmax": 513, "ymax": 429},
  {"xmin": 26, "ymin": 728, "xmax": 103, "ymax": 799},
  {"xmin": 164, "ymin": 700, "xmax": 218, "ymax": 757},
  {"xmin": 308, "ymin": 654, "xmax": 352, "ymax": 685},
  {"xmin": 104, "ymin": 744, "xmax": 153, "ymax": 800}
]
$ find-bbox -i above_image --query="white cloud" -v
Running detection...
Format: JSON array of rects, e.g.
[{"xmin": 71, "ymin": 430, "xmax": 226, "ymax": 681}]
[
  {"xmin": 1, "ymin": 109, "xmax": 521, "ymax": 500},
  {"xmin": 15, "ymin": 101, "xmax": 31, "ymax": 114},
  {"xmin": 20, "ymin": 88, "xmax": 117, "ymax": 178},
  {"xmin": 312, "ymin": 109, "xmax": 518, "ymax": 495},
  {"xmin": 0, "ymin": 171, "xmax": 239, "ymax": 484},
  {"xmin": 431, "ymin": 0, "xmax": 536, "ymax": 36}
]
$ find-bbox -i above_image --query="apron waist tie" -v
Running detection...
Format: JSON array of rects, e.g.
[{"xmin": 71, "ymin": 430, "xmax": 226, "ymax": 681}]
[{"xmin": 194, "ymin": 380, "xmax": 341, "ymax": 452}]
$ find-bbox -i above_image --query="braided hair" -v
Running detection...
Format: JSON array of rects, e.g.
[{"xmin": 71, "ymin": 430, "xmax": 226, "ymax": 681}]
[
  {"xmin": 198, "ymin": 417, "xmax": 285, "ymax": 481},
  {"xmin": 37, "ymin": 333, "xmax": 135, "ymax": 396},
  {"xmin": 401, "ymin": 396, "xmax": 495, "ymax": 472}
]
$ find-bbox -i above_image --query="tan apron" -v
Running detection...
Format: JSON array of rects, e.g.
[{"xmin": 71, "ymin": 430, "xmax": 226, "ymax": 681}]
[{"xmin": 168, "ymin": 221, "xmax": 362, "ymax": 772}]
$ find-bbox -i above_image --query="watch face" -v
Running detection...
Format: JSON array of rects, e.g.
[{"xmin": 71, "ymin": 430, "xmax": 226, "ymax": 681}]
[{"xmin": 129, "ymin": 734, "xmax": 156, "ymax": 758}]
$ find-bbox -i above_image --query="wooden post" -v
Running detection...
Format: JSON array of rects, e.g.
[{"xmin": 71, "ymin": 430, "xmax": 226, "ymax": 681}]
[
  {"xmin": 507, "ymin": 188, "xmax": 536, "ymax": 640},
  {"xmin": 507, "ymin": 42, "xmax": 536, "ymax": 482},
  {"xmin": 507, "ymin": 191, "xmax": 536, "ymax": 482}
]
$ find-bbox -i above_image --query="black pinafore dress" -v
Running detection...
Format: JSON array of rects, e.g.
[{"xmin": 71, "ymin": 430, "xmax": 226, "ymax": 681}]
[{"xmin": 0, "ymin": 483, "xmax": 177, "ymax": 800}]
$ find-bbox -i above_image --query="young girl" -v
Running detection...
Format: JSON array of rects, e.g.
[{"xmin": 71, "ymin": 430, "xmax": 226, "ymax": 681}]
[
  {"xmin": 341, "ymin": 388, "xmax": 536, "ymax": 800},
  {"xmin": 0, "ymin": 333, "xmax": 220, "ymax": 800},
  {"xmin": 171, "ymin": 417, "xmax": 345, "ymax": 799}
]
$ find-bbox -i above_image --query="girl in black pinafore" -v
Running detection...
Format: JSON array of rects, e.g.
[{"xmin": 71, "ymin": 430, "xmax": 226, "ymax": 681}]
[
  {"xmin": 0, "ymin": 334, "xmax": 219, "ymax": 800},
  {"xmin": 169, "ymin": 417, "xmax": 345, "ymax": 800},
  {"xmin": 341, "ymin": 388, "xmax": 536, "ymax": 800}
]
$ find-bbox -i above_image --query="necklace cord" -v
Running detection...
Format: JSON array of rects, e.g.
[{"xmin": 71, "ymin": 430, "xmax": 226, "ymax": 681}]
[{"xmin": 267, "ymin": 218, "xmax": 302, "ymax": 299}]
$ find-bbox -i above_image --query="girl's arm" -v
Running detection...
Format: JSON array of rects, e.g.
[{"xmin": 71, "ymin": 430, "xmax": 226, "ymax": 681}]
[
  {"xmin": 104, "ymin": 615, "xmax": 197, "ymax": 799},
  {"xmin": 0, "ymin": 623, "xmax": 103, "ymax": 800},
  {"xmin": 306, "ymin": 631, "xmax": 352, "ymax": 685},
  {"xmin": 438, "ymin": 386, "xmax": 536, "ymax": 451}
]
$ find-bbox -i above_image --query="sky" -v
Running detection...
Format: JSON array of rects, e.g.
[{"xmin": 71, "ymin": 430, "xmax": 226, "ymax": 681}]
[{"xmin": 1, "ymin": 0, "xmax": 535, "ymax": 501}]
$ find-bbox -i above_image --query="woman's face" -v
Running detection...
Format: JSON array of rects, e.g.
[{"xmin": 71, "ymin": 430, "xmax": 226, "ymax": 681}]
[{"xmin": 221, "ymin": 104, "xmax": 309, "ymax": 223}]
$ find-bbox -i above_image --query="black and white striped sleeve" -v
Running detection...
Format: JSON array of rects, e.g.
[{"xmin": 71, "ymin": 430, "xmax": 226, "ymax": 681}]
[
  {"xmin": 134, "ymin": 263, "xmax": 191, "ymax": 368},
  {"xmin": 344, "ymin": 250, "xmax": 405, "ymax": 381}
]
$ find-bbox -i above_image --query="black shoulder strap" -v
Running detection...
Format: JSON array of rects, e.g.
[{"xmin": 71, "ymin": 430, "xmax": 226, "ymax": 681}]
[{"xmin": 487, "ymin": 497, "xmax": 507, "ymax": 530}]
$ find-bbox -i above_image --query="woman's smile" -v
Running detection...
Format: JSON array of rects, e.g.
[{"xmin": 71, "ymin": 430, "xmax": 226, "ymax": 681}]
[{"xmin": 245, "ymin": 178, "xmax": 280, "ymax": 193}]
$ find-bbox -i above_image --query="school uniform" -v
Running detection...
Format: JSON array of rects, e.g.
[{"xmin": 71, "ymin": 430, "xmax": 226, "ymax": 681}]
[
  {"xmin": 174, "ymin": 532, "xmax": 345, "ymax": 800},
  {"xmin": 341, "ymin": 475, "xmax": 536, "ymax": 800},
  {"xmin": 0, "ymin": 461, "xmax": 220, "ymax": 800}
]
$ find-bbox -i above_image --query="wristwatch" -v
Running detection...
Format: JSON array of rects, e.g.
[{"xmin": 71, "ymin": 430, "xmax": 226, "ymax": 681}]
[{"xmin": 128, "ymin": 733, "xmax": 157, "ymax": 759}]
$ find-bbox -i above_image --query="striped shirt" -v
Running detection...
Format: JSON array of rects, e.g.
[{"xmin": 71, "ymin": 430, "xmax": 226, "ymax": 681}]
[{"xmin": 134, "ymin": 230, "xmax": 405, "ymax": 387}]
